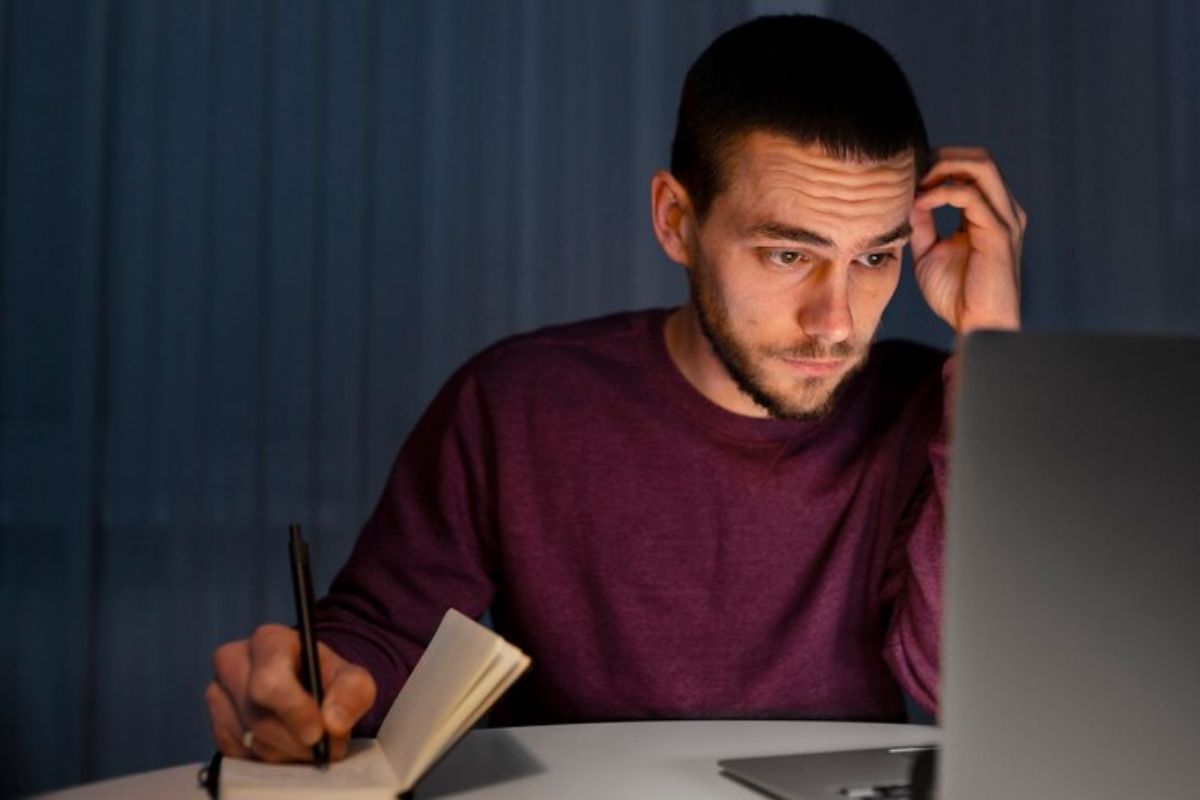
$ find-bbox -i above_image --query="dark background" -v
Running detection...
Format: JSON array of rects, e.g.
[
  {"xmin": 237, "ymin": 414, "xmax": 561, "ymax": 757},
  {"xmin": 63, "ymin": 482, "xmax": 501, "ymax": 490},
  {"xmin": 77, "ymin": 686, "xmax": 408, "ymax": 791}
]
[{"xmin": 1, "ymin": 0, "xmax": 1197, "ymax": 795}]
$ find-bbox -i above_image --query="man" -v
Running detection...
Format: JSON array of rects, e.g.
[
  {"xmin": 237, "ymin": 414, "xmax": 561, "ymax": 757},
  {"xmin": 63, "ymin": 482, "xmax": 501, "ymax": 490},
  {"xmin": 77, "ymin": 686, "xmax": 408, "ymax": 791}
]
[{"xmin": 206, "ymin": 15, "xmax": 1024, "ymax": 763}]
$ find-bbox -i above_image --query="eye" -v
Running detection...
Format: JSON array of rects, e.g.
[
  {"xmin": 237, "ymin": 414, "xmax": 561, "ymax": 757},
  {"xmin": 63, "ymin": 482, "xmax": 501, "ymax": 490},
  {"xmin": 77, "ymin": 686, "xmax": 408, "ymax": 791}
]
[
  {"xmin": 764, "ymin": 250, "xmax": 808, "ymax": 269},
  {"xmin": 857, "ymin": 252, "xmax": 897, "ymax": 269}
]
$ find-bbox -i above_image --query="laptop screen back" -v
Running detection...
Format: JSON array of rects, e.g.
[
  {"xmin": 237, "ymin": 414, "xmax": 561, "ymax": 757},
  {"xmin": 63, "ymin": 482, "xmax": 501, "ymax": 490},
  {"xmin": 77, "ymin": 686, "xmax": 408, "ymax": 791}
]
[{"xmin": 940, "ymin": 332, "xmax": 1200, "ymax": 799}]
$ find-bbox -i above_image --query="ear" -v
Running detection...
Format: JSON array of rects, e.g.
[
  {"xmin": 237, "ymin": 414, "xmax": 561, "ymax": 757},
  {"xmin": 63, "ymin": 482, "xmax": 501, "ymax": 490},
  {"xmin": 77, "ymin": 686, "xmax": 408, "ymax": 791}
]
[{"xmin": 650, "ymin": 170, "xmax": 697, "ymax": 269}]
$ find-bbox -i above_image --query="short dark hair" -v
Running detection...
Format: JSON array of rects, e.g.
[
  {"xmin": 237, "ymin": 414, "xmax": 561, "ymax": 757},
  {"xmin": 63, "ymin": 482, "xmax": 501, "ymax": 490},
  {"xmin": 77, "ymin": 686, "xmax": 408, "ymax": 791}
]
[{"xmin": 670, "ymin": 15, "xmax": 931, "ymax": 219}]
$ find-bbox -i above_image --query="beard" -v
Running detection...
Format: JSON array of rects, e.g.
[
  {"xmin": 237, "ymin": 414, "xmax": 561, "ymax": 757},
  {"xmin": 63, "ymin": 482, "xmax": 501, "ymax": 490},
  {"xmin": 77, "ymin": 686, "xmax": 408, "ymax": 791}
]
[{"xmin": 690, "ymin": 263, "xmax": 870, "ymax": 421}]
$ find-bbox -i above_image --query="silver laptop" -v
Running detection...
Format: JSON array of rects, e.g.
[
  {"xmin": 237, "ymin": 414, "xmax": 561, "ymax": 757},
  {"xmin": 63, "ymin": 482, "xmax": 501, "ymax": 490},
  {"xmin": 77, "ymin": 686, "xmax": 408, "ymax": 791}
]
[
  {"xmin": 720, "ymin": 745, "xmax": 934, "ymax": 798},
  {"xmin": 721, "ymin": 331, "xmax": 1200, "ymax": 799}
]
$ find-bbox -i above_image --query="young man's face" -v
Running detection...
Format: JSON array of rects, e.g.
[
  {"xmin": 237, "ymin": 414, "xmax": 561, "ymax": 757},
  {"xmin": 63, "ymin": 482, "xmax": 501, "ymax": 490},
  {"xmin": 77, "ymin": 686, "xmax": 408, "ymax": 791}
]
[{"xmin": 687, "ymin": 132, "xmax": 916, "ymax": 420}]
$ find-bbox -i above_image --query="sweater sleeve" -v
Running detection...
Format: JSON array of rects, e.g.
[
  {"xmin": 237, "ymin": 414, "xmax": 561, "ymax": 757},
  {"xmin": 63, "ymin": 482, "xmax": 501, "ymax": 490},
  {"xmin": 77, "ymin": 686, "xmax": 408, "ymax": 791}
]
[
  {"xmin": 313, "ymin": 364, "xmax": 498, "ymax": 735},
  {"xmin": 881, "ymin": 356, "xmax": 955, "ymax": 718}
]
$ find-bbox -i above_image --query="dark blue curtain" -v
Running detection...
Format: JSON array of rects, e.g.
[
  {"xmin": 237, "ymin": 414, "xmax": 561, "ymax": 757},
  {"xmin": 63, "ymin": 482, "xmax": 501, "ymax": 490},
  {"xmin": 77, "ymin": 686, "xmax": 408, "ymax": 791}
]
[
  {"xmin": 0, "ymin": 1, "xmax": 752, "ymax": 794},
  {"xmin": 1, "ymin": 1, "xmax": 1197, "ymax": 796}
]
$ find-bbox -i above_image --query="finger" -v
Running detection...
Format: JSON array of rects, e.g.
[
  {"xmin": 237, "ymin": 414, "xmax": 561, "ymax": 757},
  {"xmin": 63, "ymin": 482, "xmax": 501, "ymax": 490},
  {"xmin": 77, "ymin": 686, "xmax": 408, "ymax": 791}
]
[
  {"xmin": 205, "ymin": 680, "xmax": 251, "ymax": 759},
  {"xmin": 923, "ymin": 160, "xmax": 1020, "ymax": 237},
  {"xmin": 246, "ymin": 625, "xmax": 325, "ymax": 745},
  {"xmin": 921, "ymin": 150, "xmax": 1021, "ymax": 234},
  {"xmin": 211, "ymin": 636, "xmax": 317, "ymax": 762},
  {"xmin": 908, "ymin": 202, "xmax": 938, "ymax": 264},
  {"xmin": 330, "ymin": 736, "xmax": 351, "ymax": 762},
  {"xmin": 922, "ymin": 148, "xmax": 1003, "ymax": 191},
  {"xmin": 320, "ymin": 649, "xmax": 378, "ymax": 738},
  {"xmin": 207, "ymin": 689, "xmax": 314, "ymax": 764},
  {"xmin": 930, "ymin": 145, "xmax": 990, "ymax": 162},
  {"xmin": 211, "ymin": 639, "xmax": 252, "ymax": 697},
  {"xmin": 245, "ymin": 714, "xmax": 317, "ymax": 762},
  {"xmin": 251, "ymin": 744, "xmax": 291, "ymax": 764},
  {"xmin": 912, "ymin": 183, "xmax": 1010, "ymax": 247},
  {"xmin": 210, "ymin": 639, "xmax": 255, "ymax": 743}
]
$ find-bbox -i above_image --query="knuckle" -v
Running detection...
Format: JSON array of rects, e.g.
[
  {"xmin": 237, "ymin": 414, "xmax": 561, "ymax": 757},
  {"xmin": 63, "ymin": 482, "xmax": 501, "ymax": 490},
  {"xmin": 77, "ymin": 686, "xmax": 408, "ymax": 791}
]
[
  {"xmin": 203, "ymin": 681, "xmax": 224, "ymax": 712},
  {"xmin": 212, "ymin": 641, "xmax": 245, "ymax": 681},
  {"xmin": 247, "ymin": 667, "xmax": 290, "ymax": 708},
  {"xmin": 252, "ymin": 623, "xmax": 286, "ymax": 643}
]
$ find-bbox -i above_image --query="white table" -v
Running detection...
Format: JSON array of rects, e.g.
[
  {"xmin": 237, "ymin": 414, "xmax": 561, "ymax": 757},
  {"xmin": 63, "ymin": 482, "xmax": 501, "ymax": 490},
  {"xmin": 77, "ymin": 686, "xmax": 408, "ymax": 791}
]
[{"xmin": 40, "ymin": 720, "xmax": 939, "ymax": 799}]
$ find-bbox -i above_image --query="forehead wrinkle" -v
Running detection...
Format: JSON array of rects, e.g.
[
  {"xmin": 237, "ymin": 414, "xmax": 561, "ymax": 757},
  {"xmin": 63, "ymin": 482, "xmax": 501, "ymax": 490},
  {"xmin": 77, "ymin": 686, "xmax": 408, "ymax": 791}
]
[
  {"xmin": 797, "ymin": 188, "xmax": 913, "ymax": 204},
  {"xmin": 761, "ymin": 160, "xmax": 914, "ymax": 188},
  {"xmin": 747, "ymin": 137, "xmax": 914, "ymax": 171},
  {"xmin": 738, "ymin": 137, "xmax": 916, "ymax": 201},
  {"xmin": 753, "ymin": 186, "xmax": 912, "ymax": 224},
  {"xmin": 798, "ymin": 180, "xmax": 913, "ymax": 195},
  {"xmin": 716, "ymin": 136, "xmax": 917, "ymax": 246},
  {"xmin": 795, "ymin": 172, "xmax": 915, "ymax": 191},
  {"xmin": 753, "ymin": 161, "xmax": 912, "ymax": 191},
  {"xmin": 741, "ymin": 188, "xmax": 912, "ymax": 249},
  {"xmin": 748, "ymin": 167, "xmax": 914, "ymax": 211}
]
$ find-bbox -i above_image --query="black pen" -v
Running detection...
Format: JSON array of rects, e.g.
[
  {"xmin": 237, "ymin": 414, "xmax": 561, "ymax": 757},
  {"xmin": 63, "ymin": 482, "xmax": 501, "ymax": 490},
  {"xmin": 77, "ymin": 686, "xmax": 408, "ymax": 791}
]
[{"xmin": 288, "ymin": 524, "xmax": 330, "ymax": 766}]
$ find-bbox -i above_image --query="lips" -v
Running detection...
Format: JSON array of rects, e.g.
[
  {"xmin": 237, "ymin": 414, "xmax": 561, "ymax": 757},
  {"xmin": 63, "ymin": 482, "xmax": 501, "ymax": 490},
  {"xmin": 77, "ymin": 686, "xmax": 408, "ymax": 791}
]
[{"xmin": 779, "ymin": 357, "xmax": 845, "ymax": 377}]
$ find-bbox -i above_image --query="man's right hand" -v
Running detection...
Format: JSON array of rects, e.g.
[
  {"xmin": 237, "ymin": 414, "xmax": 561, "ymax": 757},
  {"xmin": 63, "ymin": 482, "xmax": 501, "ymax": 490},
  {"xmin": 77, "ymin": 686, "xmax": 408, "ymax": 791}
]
[{"xmin": 205, "ymin": 624, "xmax": 377, "ymax": 762}]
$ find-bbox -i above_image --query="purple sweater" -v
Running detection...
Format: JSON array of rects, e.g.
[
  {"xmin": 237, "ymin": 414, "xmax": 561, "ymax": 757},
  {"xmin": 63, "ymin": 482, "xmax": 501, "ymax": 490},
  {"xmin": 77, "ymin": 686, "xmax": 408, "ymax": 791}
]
[{"xmin": 316, "ymin": 309, "xmax": 950, "ymax": 733}]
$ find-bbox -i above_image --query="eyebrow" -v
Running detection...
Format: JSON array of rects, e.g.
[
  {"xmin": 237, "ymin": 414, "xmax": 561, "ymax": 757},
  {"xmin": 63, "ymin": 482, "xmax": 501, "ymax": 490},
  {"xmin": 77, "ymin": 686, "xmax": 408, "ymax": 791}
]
[
  {"xmin": 864, "ymin": 220, "xmax": 913, "ymax": 248},
  {"xmin": 748, "ymin": 219, "xmax": 913, "ymax": 250},
  {"xmin": 748, "ymin": 222, "xmax": 833, "ymax": 248}
]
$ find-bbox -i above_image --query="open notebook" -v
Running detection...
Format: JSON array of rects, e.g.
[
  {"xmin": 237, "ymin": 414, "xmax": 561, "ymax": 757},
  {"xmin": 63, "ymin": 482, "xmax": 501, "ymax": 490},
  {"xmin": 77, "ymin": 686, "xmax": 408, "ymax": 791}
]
[{"xmin": 215, "ymin": 608, "xmax": 531, "ymax": 798}]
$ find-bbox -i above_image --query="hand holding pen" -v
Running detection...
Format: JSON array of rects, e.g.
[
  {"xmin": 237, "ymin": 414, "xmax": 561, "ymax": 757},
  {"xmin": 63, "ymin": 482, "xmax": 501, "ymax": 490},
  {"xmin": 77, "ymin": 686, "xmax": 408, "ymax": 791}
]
[{"xmin": 204, "ymin": 526, "xmax": 378, "ymax": 763}]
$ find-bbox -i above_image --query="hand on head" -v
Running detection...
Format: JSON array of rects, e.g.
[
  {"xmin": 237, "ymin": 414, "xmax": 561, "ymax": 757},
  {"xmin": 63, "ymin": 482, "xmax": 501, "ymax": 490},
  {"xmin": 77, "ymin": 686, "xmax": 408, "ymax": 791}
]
[
  {"xmin": 205, "ymin": 624, "xmax": 377, "ymax": 762},
  {"xmin": 910, "ymin": 146, "xmax": 1027, "ymax": 336}
]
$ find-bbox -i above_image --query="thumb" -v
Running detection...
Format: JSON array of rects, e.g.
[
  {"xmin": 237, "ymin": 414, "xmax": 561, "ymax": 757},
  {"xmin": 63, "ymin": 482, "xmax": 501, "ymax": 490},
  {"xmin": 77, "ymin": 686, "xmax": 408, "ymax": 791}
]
[{"xmin": 318, "ymin": 646, "xmax": 377, "ymax": 737}]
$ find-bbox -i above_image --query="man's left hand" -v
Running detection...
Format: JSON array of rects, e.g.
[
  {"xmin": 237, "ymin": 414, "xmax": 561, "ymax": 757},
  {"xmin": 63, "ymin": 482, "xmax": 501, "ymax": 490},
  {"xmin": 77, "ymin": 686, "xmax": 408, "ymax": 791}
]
[{"xmin": 909, "ymin": 147, "xmax": 1026, "ymax": 335}]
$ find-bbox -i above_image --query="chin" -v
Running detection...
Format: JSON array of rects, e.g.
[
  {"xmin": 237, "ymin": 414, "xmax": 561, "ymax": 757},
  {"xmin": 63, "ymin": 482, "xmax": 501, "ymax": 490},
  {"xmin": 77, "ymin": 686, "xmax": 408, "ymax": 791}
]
[
  {"xmin": 772, "ymin": 394, "xmax": 838, "ymax": 421},
  {"xmin": 762, "ymin": 360, "xmax": 862, "ymax": 421}
]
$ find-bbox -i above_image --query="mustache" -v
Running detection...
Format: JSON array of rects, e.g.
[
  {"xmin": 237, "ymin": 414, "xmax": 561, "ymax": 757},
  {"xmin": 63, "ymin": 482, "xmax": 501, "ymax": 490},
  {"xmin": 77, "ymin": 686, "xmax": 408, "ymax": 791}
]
[{"xmin": 767, "ymin": 339, "xmax": 859, "ymax": 360}]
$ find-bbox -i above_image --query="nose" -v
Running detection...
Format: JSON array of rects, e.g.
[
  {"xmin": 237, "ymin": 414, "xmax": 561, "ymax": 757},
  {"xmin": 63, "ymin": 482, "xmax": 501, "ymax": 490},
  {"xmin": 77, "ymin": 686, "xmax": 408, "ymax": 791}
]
[{"xmin": 796, "ymin": 263, "xmax": 853, "ymax": 345}]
